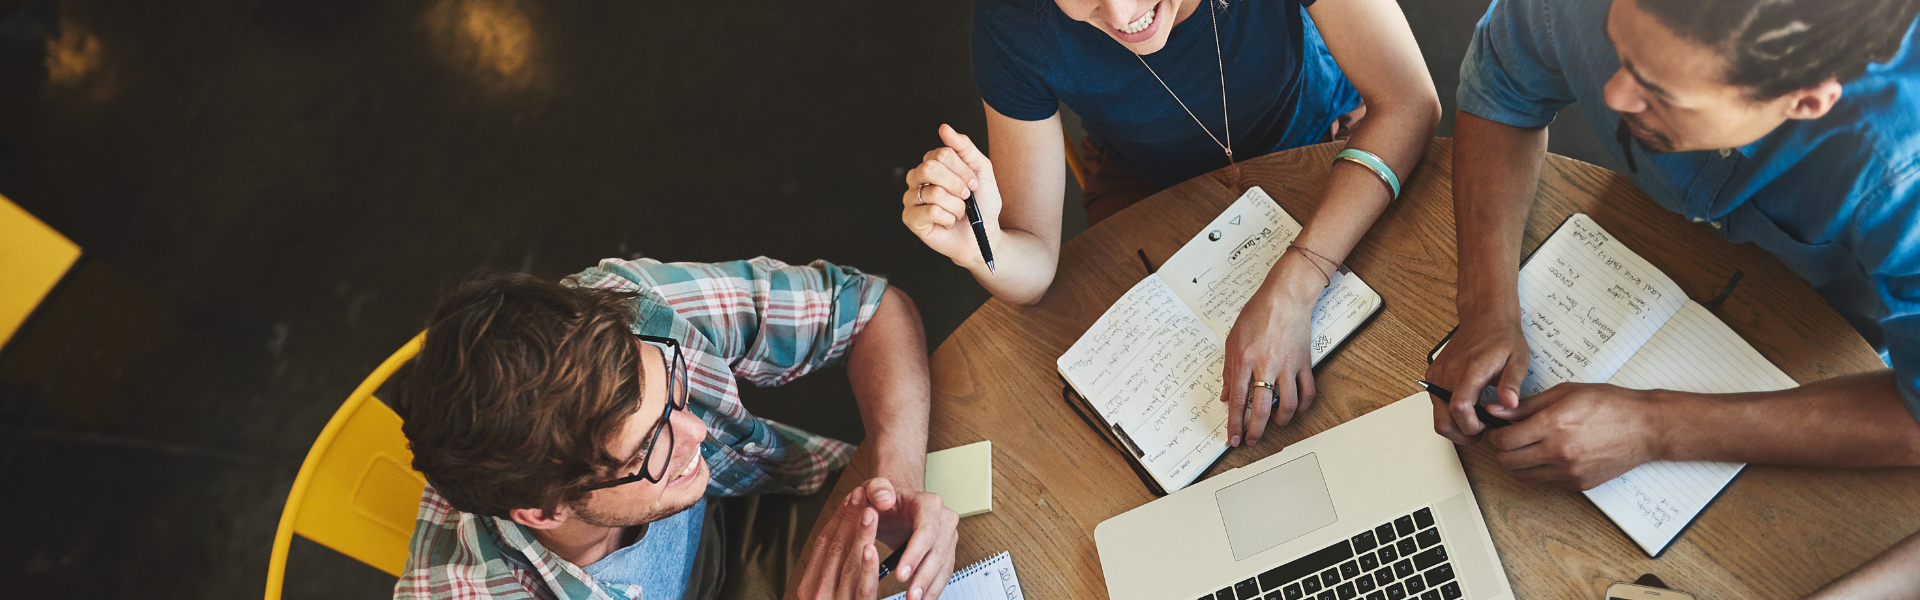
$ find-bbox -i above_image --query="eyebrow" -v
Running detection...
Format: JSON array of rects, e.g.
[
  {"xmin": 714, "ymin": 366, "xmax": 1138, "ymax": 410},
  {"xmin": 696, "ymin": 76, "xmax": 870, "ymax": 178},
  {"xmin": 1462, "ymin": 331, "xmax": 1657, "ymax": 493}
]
[{"xmin": 1620, "ymin": 60, "xmax": 1674, "ymax": 100}]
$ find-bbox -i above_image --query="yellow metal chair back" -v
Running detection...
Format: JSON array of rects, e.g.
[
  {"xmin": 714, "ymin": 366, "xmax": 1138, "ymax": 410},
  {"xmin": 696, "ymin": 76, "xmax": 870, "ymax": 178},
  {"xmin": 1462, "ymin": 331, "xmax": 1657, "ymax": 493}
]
[{"xmin": 265, "ymin": 333, "xmax": 427, "ymax": 600}]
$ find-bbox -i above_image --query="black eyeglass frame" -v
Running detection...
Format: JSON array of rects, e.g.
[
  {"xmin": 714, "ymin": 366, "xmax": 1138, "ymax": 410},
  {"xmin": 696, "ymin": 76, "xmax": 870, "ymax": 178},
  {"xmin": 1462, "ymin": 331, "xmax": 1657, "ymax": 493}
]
[{"xmin": 580, "ymin": 334, "xmax": 690, "ymax": 492}]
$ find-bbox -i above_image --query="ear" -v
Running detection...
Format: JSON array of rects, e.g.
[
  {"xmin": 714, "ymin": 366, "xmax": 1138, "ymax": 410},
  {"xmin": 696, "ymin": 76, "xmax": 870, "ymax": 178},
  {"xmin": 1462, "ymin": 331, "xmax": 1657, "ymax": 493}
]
[
  {"xmin": 509, "ymin": 505, "xmax": 570, "ymax": 530},
  {"xmin": 1782, "ymin": 78, "xmax": 1844, "ymax": 120}
]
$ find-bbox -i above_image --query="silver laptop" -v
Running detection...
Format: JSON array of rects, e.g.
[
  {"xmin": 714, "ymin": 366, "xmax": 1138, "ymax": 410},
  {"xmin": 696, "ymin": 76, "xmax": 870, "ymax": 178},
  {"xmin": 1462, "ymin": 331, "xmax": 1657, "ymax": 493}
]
[{"xmin": 1095, "ymin": 394, "xmax": 1513, "ymax": 600}]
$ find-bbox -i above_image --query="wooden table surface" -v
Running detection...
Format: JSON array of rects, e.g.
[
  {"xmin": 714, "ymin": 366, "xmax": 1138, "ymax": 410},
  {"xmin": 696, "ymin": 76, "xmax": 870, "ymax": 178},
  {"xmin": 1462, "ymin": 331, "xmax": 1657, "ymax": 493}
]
[{"xmin": 788, "ymin": 139, "xmax": 1920, "ymax": 600}]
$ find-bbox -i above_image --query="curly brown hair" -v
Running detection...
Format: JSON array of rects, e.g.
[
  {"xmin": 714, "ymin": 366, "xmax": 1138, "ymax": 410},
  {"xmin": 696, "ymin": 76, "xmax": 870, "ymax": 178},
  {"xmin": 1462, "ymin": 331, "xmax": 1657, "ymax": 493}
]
[{"xmin": 396, "ymin": 272, "xmax": 646, "ymax": 518}]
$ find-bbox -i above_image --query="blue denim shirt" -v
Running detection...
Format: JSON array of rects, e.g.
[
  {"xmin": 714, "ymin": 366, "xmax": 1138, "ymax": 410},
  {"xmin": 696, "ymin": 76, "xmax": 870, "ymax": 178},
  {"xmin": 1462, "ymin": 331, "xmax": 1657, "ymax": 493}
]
[{"xmin": 1457, "ymin": 0, "xmax": 1920, "ymax": 418}]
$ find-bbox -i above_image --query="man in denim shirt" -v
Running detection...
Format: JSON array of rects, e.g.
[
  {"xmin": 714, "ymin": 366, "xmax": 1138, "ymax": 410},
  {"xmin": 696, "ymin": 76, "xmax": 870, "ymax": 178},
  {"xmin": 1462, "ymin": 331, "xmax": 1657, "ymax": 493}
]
[{"xmin": 1426, "ymin": 0, "xmax": 1920, "ymax": 493}]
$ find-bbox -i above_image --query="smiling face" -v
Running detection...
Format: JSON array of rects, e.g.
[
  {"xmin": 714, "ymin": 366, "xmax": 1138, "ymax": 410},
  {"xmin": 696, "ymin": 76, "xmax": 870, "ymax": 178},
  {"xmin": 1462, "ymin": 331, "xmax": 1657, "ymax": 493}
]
[
  {"xmin": 565, "ymin": 341, "xmax": 710, "ymax": 528},
  {"xmin": 1053, "ymin": 0, "xmax": 1202, "ymax": 55},
  {"xmin": 1602, "ymin": 0, "xmax": 1811, "ymax": 152}
]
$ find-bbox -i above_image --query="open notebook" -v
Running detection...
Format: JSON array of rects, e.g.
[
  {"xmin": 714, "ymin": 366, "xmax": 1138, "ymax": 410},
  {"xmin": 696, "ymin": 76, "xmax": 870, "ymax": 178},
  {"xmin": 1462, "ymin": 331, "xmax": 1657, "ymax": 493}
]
[
  {"xmin": 1056, "ymin": 187, "xmax": 1383, "ymax": 495},
  {"xmin": 882, "ymin": 552, "xmax": 1023, "ymax": 600},
  {"xmin": 1432, "ymin": 214, "xmax": 1797, "ymax": 557}
]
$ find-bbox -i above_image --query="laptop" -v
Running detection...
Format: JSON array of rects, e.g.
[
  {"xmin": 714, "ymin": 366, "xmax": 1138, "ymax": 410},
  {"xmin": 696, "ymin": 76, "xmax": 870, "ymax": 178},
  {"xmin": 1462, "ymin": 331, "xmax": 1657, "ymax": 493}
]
[{"xmin": 1095, "ymin": 394, "xmax": 1513, "ymax": 600}]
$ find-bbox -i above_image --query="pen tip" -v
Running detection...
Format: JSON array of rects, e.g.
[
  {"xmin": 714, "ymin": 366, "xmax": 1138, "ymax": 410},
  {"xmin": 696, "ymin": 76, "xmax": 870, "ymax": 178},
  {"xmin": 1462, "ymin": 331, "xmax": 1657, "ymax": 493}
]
[{"xmin": 986, "ymin": 260, "xmax": 995, "ymax": 273}]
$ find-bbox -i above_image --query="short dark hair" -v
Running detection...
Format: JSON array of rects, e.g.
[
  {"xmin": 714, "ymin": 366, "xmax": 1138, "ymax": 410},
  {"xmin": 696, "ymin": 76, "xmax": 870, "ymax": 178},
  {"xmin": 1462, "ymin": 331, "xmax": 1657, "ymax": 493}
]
[
  {"xmin": 1638, "ymin": 0, "xmax": 1920, "ymax": 99},
  {"xmin": 396, "ymin": 272, "xmax": 645, "ymax": 518}
]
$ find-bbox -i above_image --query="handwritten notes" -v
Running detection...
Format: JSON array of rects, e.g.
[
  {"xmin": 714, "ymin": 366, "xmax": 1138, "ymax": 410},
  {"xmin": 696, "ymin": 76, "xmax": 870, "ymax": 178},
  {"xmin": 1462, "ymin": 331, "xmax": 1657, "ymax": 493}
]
[
  {"xmin": 1513, "ymin": 215, "xmax": 1685, "ymax": 396},
  {"xmin": 1586, "ymin": 301, "xmax": 1798, "ymax": 556},
  {"xmin": 1058, "ymin": 187, "xmax": 1384, "ymax": 492}
]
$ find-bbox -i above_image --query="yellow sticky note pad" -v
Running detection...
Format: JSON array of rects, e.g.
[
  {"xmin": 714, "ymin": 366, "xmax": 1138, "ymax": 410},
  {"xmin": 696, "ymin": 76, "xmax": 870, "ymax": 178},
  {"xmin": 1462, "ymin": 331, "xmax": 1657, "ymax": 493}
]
[
  {"xmin": 924, "ymin": 440, "xmax": 993, "ymax": 517},
  {"xmin": 0, "ymin": 194, "xmax": 80, "ymax": 348}
]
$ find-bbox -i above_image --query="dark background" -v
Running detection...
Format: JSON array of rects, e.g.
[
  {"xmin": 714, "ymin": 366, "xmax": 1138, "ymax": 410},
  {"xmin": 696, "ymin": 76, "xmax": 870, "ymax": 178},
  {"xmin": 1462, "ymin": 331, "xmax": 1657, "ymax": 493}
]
[{"xmin": 0, "ymin": 0, "xmax": 1613, "ymax": 597}]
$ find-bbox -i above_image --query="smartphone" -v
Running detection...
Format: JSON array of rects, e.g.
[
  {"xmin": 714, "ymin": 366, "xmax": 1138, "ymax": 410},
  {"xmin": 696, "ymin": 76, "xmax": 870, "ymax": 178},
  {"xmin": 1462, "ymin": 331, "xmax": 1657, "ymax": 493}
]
[{"xmin": 1606, "ymin": 582, "xmax": 1696, "ymax": 600}]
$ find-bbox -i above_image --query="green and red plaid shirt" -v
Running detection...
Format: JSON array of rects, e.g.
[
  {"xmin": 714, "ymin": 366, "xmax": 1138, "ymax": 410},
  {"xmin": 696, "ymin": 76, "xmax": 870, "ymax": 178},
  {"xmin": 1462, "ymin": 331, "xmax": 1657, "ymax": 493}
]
[{"xmin": 393, "ymin": 257, "xmax": 887, "ymax": 600}]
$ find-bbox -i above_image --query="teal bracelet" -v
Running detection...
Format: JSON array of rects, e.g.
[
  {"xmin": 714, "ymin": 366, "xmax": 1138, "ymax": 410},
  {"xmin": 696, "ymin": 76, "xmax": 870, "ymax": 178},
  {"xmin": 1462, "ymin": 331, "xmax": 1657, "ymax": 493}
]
[{"xmin": 1335, "ymin": 148, "xmax": 1401, "ymax": 200}]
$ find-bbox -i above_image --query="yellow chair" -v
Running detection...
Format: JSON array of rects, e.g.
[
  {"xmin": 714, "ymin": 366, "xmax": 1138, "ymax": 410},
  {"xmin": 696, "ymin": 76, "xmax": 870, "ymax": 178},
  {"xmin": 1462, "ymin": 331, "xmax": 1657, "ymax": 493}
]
[
  {"xmin": 1063, "ymin": 131, "xmax": 1089, "ymax": 189},
  {"xmin": 265, "ymin": 333, "xmax": 428, "ymax": 600}
]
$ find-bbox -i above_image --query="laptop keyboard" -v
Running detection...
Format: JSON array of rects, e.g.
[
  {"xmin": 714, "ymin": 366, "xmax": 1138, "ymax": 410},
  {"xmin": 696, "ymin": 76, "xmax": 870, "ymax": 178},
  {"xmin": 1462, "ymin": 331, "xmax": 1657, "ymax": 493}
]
[{"xmin": 1200, "ymin": 507, "xmax": 1464, "ymax": 600}]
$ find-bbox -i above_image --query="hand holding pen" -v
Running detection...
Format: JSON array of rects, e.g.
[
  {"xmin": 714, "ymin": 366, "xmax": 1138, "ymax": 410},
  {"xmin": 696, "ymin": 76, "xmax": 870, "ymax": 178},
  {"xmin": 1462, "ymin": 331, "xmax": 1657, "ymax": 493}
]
[{"xmin": 901, "ymin": 125, "xmax": 1000, "ymax": 274}]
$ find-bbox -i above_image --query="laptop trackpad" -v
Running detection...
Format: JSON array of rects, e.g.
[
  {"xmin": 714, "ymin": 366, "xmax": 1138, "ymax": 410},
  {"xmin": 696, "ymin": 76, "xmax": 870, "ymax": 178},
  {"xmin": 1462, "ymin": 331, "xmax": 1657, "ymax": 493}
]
[{"xmin": 1215, "ymin": 453, "xmax": 1337, "ymax": 561}]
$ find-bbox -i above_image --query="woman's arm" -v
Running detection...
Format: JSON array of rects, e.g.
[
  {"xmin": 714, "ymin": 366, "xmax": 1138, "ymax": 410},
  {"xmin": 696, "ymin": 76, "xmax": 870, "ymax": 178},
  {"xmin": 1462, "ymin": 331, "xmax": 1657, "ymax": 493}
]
[
  {"xmin": 900, "ymin": 106, "xmax": 1067, "ymax": 305},
  {"xmin": 1222, "ymin": 0, "xmax": 1441, "ymax": 446}
]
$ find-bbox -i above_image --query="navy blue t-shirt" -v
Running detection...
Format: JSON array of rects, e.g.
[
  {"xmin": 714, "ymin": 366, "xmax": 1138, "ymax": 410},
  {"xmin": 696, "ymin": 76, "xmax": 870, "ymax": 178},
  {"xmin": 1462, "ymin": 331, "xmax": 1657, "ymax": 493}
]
[{"xmin": 972, "ymin": 0, "xmax": 1361, "ymax": 187}]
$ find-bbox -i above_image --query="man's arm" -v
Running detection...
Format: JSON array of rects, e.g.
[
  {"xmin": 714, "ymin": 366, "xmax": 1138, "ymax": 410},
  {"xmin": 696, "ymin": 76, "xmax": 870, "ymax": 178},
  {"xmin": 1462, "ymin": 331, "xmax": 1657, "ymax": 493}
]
[
  {"xmin": 1423, "ymin": 111, "xmax": 1549, "ymax": 442},
  {"xmin": 1484, "ymin": 371, "xmax": 1920, "ymax": 490},
  {"xmin": 1805, "ymin": 526, "xmax": 1920, "ymax": 599},
  {"xmin": 846, "ymin": 286, "xmax": 931, "ymax": 490}
]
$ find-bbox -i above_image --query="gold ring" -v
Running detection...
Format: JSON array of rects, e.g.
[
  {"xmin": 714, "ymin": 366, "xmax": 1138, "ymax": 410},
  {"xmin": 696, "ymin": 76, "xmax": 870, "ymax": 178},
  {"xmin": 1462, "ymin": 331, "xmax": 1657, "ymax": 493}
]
[{"xmin": 1251, "ymin": 380, "xmax": 1273, "ymax": 389}]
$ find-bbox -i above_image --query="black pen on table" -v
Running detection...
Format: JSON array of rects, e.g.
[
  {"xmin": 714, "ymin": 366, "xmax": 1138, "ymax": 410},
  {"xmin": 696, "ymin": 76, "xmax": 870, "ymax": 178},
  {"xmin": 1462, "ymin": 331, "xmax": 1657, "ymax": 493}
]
[
  {"xmin": 964, "ymin": 197, "xmax": 995, "ymax": 273},
  {"xmin": 1414, "ymin": 380, "xmax": 1514, "ymax": 428},
  {"xmin": 878, "ymin": 542, "xmax": 907, "ymax": 580}
]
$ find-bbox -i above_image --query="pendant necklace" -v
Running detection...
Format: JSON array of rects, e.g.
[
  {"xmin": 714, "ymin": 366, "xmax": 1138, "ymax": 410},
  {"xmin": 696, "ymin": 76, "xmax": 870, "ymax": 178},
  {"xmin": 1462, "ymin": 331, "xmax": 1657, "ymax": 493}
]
[{"xmin": 1133, "ymin": 0, "xmax": 1233, "ymax": 164}]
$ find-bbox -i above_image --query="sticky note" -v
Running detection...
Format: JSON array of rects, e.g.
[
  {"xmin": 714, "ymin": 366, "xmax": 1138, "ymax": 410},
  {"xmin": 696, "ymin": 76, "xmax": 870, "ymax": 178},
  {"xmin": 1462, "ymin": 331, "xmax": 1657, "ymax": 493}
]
[{"xmin": 924, "ymin": 440, "xmax": 992, "ymax": 517}]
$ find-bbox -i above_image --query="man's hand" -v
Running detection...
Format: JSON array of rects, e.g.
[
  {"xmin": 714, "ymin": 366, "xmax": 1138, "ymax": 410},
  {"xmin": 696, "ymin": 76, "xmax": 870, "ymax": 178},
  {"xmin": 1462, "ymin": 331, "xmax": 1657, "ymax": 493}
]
[
  {"xmin": 1424, "ymin": 307, "xmax": 1530, "ymax": 444},
  {"xmin": 1483, "ymin": 383, "xmax": 1669, "ymax": 491},
  {"xmin": 796, "ymin": 486, "xmax": 884, "ymax": 600},
  {"xmin": 861, "ymin": 478, "xmax": 959, "ymax": 600}
]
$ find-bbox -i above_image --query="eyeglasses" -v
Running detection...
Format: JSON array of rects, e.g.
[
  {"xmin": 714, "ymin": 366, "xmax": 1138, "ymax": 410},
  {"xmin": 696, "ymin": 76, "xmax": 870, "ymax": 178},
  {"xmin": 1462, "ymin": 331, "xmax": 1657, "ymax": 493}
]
[{"xmin": 581, "ymin": 334, "xmax": 690, "ymax": 492}]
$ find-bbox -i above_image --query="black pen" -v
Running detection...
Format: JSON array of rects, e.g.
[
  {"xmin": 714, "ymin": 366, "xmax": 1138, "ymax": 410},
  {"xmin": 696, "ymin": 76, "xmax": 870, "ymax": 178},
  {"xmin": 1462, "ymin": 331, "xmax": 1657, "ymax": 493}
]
[
  {"xmin": 877, "ymin": 542, "xmax": 906, "ymax": 580},
  {"xmin": 965, "ymin": 198, "xmax": 995, "ymax": 273},
  {"xmin": 1414, "ymin": 380, "xmax": 1514, "ymax": 429}
]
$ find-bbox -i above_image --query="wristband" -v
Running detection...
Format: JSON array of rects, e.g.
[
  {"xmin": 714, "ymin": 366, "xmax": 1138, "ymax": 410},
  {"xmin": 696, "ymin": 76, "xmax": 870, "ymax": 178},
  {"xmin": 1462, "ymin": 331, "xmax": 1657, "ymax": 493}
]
[{"xmin": 1335, "ymin": 148, "xmax": 1401, "ymax": 200}]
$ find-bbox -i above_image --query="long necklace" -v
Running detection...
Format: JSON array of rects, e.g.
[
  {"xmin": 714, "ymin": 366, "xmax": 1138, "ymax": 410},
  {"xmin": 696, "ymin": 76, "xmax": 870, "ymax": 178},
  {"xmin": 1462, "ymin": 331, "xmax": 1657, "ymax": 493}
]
[{"xmin": 1133, "ymin": 0, "xmax": 1233, "ymax": 164}]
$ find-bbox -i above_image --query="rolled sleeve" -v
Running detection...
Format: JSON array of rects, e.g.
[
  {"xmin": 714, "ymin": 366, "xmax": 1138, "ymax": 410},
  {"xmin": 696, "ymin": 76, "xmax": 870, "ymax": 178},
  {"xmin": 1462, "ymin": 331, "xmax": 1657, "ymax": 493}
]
[{"xmin": 1456, "ymin": 0, "xmax": 1578, "ymax": 128}]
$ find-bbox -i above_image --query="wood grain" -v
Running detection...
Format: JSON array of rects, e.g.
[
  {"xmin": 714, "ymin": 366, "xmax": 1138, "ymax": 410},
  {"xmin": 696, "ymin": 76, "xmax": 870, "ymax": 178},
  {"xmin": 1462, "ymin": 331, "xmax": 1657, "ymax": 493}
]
[{"xmin": 787, "ymin": 139, "xmax": 1920, "ymax": 600}]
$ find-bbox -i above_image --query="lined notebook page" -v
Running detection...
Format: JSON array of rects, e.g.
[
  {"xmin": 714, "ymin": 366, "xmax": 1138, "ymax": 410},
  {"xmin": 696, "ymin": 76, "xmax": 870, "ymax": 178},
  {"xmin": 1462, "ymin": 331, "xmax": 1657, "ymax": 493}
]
[
  {"xmin": 1058, "ymin": 277, "xmax": 1228, "ymax": 491},
  {"xmin": 883, "ymin": 552, "xmax": 1025, "ymax": 600},
  {"xmin": 1513, "ymin": 215, "xmax": 1687, "ymax": 395},
  {"xmin": 1588, "ymin": 300, "xmax": 1798, "ymax": 556}
]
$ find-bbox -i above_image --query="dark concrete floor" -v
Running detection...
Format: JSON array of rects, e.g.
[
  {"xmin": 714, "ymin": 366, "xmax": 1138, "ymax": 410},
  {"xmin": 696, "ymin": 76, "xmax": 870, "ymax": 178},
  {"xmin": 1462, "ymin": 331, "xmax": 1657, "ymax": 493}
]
[{"xmin": 0, "ymin": 0, "xmax": 1615, "ymax": 598}]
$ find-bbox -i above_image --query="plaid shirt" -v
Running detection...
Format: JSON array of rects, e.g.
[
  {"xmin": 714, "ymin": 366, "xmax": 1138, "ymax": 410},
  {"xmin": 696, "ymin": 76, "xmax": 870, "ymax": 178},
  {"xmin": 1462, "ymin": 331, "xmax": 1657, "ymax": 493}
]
[{"xmin": 393, "ymin": 257, "xmax": 887, "ymax": 600}]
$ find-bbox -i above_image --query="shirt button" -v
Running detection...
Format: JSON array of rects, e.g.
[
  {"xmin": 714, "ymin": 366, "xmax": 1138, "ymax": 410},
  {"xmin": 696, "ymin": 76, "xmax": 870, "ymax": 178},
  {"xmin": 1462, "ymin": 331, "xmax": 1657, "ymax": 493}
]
[
  {"xmin": 1692, "ymin": 217, "xmax": 1706, "ymax": 223},
  {"xmin": 1711, "ymin": 221, "xmax": 1723, "ymax": 229},
  {"xmin": 1719, "ymin": 148, "xmax": 1732, "ymax": 158},
  {"xmin": 741, "ymin": 442, "xmax": 760, "ymax": 453}
]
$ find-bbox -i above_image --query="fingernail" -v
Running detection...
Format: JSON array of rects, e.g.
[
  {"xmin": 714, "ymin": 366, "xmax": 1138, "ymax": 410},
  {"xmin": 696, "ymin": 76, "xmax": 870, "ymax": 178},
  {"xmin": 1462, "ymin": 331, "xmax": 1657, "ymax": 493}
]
[
  {"xmin": 866, "ymin": 545, "xmax": 877, "ymax": 561},
  {"xmin": 863, "ymin": 510, "xmax": 875, "ymax": 526},
  {"xmin": 845, "ymin": 494, "xmax": 858, "ymax": 506},
  {"xmin": 1229, "ymin": 435, "xmax": 1241, "ymax": 446},
  {"xmin": 875, "ymin": 490, "xmax": 893, "ymax": 503},
  {"xmin": 963, "ymin": 189, "xmax": 972, "ymax": 199},
  {"xmin": 912, "ymin": 587, "xmax": 924, "ymax": 599},
  {"xmin": 900, "ymin": 564, "xmax": 912, "ymax": 578}
]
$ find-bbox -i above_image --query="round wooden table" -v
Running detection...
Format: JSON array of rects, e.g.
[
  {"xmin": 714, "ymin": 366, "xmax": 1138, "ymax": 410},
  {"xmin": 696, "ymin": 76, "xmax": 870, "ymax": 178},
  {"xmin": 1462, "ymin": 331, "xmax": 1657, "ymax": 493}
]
[{"xmin": 789, "ymin": 139, "xmax": 1920, "ymax": 599}]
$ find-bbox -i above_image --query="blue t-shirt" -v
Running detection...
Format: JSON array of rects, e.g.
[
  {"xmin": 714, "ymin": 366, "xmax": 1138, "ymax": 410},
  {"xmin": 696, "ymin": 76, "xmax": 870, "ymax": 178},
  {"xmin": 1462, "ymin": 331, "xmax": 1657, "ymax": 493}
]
[
  {"xmin": 973, "ymin": 0, "xmax": 1361, "ymax": 188},
  {"xmin": 1457, "ymin": 0, "xmax": 1920, "ymax": 418}
]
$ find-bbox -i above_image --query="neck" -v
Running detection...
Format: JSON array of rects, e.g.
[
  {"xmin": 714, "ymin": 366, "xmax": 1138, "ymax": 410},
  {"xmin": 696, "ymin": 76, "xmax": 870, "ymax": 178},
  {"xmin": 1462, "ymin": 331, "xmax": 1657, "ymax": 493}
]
[
  {"xmin": 1171, "ymin": 0, "xmax": 1206, "ymax": 28},
  {"xmin": 531, "ymin": 520, "xmax": 631, "ymax": 568}
]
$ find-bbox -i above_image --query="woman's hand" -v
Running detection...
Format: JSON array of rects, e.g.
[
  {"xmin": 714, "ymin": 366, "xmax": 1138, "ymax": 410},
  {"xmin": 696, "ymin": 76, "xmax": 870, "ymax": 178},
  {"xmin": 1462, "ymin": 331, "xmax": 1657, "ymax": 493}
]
[
  {"xmin": 1220, "ymin": 251, "xmax": 1330, "ymax": 447},
  {"xmin": 902, "ymin": 125, "xmax": 1002, "ymax": 270}
]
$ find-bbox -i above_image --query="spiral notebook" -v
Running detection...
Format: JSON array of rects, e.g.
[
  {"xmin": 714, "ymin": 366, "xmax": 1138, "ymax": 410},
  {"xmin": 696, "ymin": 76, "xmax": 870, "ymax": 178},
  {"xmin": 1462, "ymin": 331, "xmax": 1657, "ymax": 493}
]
[{"xmin": 882, "ymin": 552, "xmax": 1024, "ymax": 600}]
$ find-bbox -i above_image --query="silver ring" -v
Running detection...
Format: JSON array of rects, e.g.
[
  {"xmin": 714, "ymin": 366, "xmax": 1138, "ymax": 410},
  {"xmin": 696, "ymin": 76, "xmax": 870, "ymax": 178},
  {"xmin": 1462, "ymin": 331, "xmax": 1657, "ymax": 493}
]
[{"xmin": 916, "ymin": 183, "xmax": 931, "ymax": 205}]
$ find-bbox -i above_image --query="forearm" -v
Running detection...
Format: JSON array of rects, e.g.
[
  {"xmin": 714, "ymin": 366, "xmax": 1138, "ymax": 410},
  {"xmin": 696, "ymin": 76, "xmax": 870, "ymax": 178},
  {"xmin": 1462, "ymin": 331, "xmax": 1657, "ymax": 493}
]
[
  {"xmin": 1660, "ymin": 370, "xmax": 1920, "ymax": 467},
  {"xmin": 846, "ymin": 287, "xmax": 932, "ymax": 491},
  {"xmin": 1452, "ymin": 111, "xmax": 1547, "ymax": 317},
  {"xmin": 1806, "ymin": 527, "xmax": 1920, "ymax": 599},
  {"xmin": 960, "ymin": 225, "xmax": 1060, "ymax": 305},
  {"xmin": 1293, "ymin": 97, "xmax": 1438, "ymax": 265}
]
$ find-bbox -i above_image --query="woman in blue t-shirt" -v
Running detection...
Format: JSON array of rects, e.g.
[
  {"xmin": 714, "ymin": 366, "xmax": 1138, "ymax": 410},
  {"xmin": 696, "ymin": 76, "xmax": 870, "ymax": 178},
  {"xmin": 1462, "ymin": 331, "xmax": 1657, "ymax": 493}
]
[{"xmin": 899, "ymin": 0, "xmax": 1438, "ymax": 447}]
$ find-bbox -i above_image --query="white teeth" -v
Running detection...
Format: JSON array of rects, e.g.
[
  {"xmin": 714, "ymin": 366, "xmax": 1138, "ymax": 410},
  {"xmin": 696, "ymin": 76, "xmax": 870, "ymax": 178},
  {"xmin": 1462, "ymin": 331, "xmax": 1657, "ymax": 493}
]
[
  {"xmin": 680, "ymin": 457, "xmax": 698, "ymax": 478},
  {"xmin": 1120, "ymin": 4, "xmax": 1156, "ymax": 34}
]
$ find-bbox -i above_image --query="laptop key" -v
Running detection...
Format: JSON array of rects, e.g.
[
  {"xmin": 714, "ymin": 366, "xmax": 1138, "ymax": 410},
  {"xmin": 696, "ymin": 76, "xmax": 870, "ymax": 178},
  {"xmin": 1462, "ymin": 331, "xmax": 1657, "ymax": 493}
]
[
  {"xmin": 1236, "ymin": 578, "xmax": 1261, "ymax": 599},
  {"xmin": 1414, "ymin": 528, "xmax": 1442, "ymax": 549},
  {"xmin": 1393, "ymin": 559, "xmax": 1416, "ymax": 579},
  {"xmin": 1284, "ymin": 582, "xmax": 1304, "ymax": 600},
  {"xmin": 1303, "ymin": 575, "xmax": 1322, "ymax": 594},
  {"xmin": 1394, "ymin": 515, "xmax": 1417, "ymax": 537},
  {"xmin": 1413, "ymin": 508, "xmax": 1435, "ymax": 529},
  {"xmin": 1351, "ymin": 530, "xmax": 1378, "ymax": 553},
  {"xmin": 1260, "ymin": 541, "xmax": 1356, "ymax": 591},
  {"xmin": 1355, "ymin": 575, "xmax": 1375, "ymax": 594},
  {"xmin": 1396, "ymin": 537, "xmax": 1418, "ymax": 557},
  {"xmin": 1403, "ymin": 574, "xmax": 1427, "ymax": 594},
  {"xmin": 1337, "ymin": 581, "xmax": 1357, "ymax": 600},
  {"xmin": 1265, "ymin": 592, "xmax": 1286, "ymax": 600},
  {"xmin": 1412, "ymin": 545, "xmax": 1449, "ymax": 571},
  {"xmin": 1420, "ymin": 591, "xmax": 1440, "ymax": 600},
  {"xmin": 1383, "ymin": 581, "xmax": 1407, "ymax": 600},
  {"xmin": 1366, "ymin": 593, "xmax": 1385, "ymax": 600},
  {"xmin": 1439, "ymin": 581, "xmax": 1461, "ymax": 600},
  {"xmin": 1317, "ymin": 590, "xmax": 1336, "ymax": 600},
  {"xmin": 1377, "ymin": 543, "xmax": 1398, "ymax": 564},
  {"xmin": 1324, "ymin": 566, "xmax": 1343, "ymax": 586},
  {"xmin": 1358, "ymin": 552, "xmax": 1379, "ymax": 571},
  {"xmin": 1372, "ymin": 567, "xmax": 1393, "ymax": 587},
  {"xmin": 1375, "ymin": 523, "xmax": 1397, "ymax": 543},
  {"xmin": 1424, "ymin": 563, "xmax": 1456, "ymax": 588},
  {"xmin": 1218, "ymin": 588, "xmax": 1236, "ymax": 600},
  {"xmin": 1340, "ymin": 561, "xmax": 1360, "ymax": 581}
]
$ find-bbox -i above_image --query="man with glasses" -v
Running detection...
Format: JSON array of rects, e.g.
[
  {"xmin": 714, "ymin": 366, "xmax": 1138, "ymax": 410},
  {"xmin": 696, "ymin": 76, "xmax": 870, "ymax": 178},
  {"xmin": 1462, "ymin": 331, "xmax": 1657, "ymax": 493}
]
[{"xmin": 391, "ymin": 257, "xmax": 958, "ymax": 600}]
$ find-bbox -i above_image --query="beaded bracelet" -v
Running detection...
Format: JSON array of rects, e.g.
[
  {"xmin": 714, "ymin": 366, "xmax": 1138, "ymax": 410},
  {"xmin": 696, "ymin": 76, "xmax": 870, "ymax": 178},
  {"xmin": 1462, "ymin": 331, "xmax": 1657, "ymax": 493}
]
[{"xmin": 1335, "ymin": 148, "xmax": 1401, "ymax": 200}]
